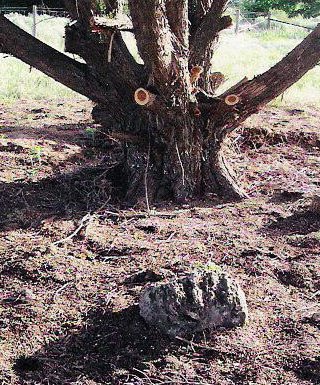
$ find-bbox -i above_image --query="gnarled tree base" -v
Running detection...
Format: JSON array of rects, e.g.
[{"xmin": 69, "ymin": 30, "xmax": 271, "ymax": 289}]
[
  {"xmin": 123, "ymin": 143, "xmax": 246, "ymax": 204},
  {"xmin": 93, "ymin": 104, "xmax": 246, "ymax": 205}
]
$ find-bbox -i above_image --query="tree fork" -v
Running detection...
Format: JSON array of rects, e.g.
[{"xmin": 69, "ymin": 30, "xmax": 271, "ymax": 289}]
[
  {"xmin": 189, "ymin": 0, "xmax": 232, "ymax": 94},
  {"xmin": 64, "ymin": 23, "xmax": 145, "ymax": 102}
]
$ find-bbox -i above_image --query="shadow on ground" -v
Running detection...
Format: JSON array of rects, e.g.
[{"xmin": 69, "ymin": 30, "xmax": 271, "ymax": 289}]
[
  {"xmin": 14, "ymin": 305, "xmax": 173, "ymax": 385},
  {"xmin": 3, "ymin": 123, "xmax": 91, "ymax": 144},
  {"xmin": 265, "ymin": 211, "xmax": 320, "ymax": 235},
  {"xmin": 0, "ymin": 162, "xmax": 126, "ymax": 232}
]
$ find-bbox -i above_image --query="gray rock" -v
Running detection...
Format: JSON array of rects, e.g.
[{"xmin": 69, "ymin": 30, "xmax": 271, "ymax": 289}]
[{"xmin": 139, "ymin": 269, "xmax": 248, "ymax": 337}]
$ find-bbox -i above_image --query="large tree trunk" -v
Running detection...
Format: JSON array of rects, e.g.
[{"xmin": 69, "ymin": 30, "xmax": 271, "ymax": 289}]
[{"xmin": 0, "ymin": 3, "xmax": 320, "ymax": 204}]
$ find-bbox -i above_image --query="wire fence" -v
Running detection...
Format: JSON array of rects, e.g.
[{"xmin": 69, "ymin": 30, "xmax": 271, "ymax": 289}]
[
  {"xmin": 233, "ymin": 9, "xmax": 317, "ymax": 34},
  {"xmin": 0, "ymin": 5, "xmax": 317, "ymax": 34},
  {"xmin": 0, "ymin": 6, "xmax": 68, "ymax": 17}
]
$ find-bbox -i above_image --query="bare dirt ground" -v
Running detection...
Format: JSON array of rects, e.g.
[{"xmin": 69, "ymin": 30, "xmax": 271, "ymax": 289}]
[{"xmin": 0, "ymin": 99, "xmax": 319, "ymax": 385}]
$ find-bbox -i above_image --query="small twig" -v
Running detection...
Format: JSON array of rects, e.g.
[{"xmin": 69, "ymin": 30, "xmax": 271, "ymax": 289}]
[
  {"xmin": 52, "ymin": 213, "xmax": 91, "ymax": 246},
  {"xmin": 53, "ymin": 282, "xmax": 73, "ymax": 302},
  {"xmin": 99, "ymin": 209, "xmax": 191, "ymax": 221},
  {"xmin": 144, "ymin": 127, "xmax": 151, "ymax": 213},
  {"xmin": 104, "ymin": 233, "xmax": 119, "ymax": 256},
  {"xmin": 100, "ymin": 210, "xmax": 122, "ymax": 217},
  {"xmin": 175, "ymin": 141, "xmax": 185, "ymax": 187},
  {"xmin": 166, "ymin": 231, "xmax": 176, "ymax": 241},
  {"xmin": 132, "ymin": 368, "xmax": 153, "ymax": 384},
  {"xmin": 102, "ymin": 255, "xmax": 130, "ymax": 261},
  {"xmin": 158, "ymin": 379, "xmax": 211, "ymax": 385},
  {"xmin": 149, "ymin": 210, "xmax": 190, "ymax": 218},
  {"xmin": 75, "ymin": 0, "xmax": 79, "ymax": 18},
  {"xmin": 175, "ymin": 336, "xmax": 227, "ymax": 354},
  {"xmin": 297, "ymin": 302, "xmax": 319, "ymax": 312},
  {"xmin": 310, "ymin": 290, "xmax": 320, "ymax": 299},
  {"xmin": 200, "ymin": 1, "xmax": 206, "ymax": 13},
  {"xmin": 107, "ymin": 30, "xmax": 116, "ymax": 62}
]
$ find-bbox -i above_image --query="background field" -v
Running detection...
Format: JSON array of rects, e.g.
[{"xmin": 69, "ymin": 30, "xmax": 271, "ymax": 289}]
[{"xmin": 0, "ymin": 12, "xmax": 320, "ymax": 105}]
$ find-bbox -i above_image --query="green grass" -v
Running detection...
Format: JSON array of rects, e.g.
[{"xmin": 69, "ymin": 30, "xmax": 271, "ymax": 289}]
[
  {"xmin": 214, "ymin": 11, "xmax": 320, "ymax": 107},
  {"xmin": 0, "ymin": 12, "xmax": 319, "ymax": 106},
  {"xmin": 0, "ymin": 14, "xmax": 78, "ymax": 101}
]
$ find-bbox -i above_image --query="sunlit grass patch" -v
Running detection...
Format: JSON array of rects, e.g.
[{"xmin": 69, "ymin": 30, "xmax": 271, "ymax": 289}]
[
  {"xmin": 0, "ymin": 14, "xmax": 79, "ymax": 101},
  {"xmin": 213, "ymin": 19, "xmax": 320, "ymax": 107}
]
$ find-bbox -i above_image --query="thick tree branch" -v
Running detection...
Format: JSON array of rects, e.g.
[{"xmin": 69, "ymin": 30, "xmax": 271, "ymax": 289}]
[
  {"xmin": 189, "ymin": 1, "xmax": 231, "ymax": 95},
  {"xmin": 0, "ymin": 15, "xmax": 112, "ymax": 103},
  {"xmin": 128, "ymin": 0, "xmax": 175, "ymax": 90},
  {"xmin": 166, "ymin": 0, "xmax": 189, "ymax": 48},
  {"xmin": 209, "ymin": 24, "xmax": 320, "ymax": 142},
  {"xmin": 190, "ymin": 0, "xmax": 231, "ymax": 67},
  {"xmin": 63, "ymin": 0, "xmax": 93, "ymax": 24},
  {"xmin": 189, "ymin": 0, "xmax": 213, "ymax": 36},
  {"xmin": 104, "ymin": 0, "xmax": 124, "ymax": 14}
]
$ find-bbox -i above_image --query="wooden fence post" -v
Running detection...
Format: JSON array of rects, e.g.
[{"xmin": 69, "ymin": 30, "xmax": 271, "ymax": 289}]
[
  {"xmin": 30, "ymin": 5, "xmax": 37, "ymax": 71},
  {"xmin": 32, "ymin": 5, "xmax": 37, "ymax": 38},
  {"xmin": 267, "ymin": 11, "xmax": 272, "ymax": 29},
  {"xmin": 235, "ymin": 8, "xmax": 240, "ymax": 34}
]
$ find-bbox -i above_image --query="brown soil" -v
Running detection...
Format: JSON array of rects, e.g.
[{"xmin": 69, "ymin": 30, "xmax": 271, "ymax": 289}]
[{"xmin": 0, "ymin": 100, "xmax": 319, "ymax": 385}]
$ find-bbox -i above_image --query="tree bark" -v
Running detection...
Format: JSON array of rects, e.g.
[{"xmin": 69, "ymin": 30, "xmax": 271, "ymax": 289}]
[
  {"xmin": 63, "ymin": 0, "xmax": 93, "ymax": 23},
  {"xmin": 166, "ymin": 0, "xmax": 189, "ymax": 47},
  {"xmin": 104, "ymin": 0, "xmax": 124, "ymax": 14},
  {"xmin": 190, "ymin": 0, "xmax": 231, "ymax": 65},
  {"xmin": 128, "ymin": 0, "xmax": 175, "ymax": 90},
  {"xmin": 64, "ymin": 22, "xmax": 144, "ymax": 103}
]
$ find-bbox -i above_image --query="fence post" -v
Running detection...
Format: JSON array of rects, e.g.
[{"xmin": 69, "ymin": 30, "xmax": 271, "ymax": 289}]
[
  {"xmin": 30, "ymin": 5, "xmax": 37, "ymax": 72},
  {"xmin": 235, "ymin": 8, "xmax": 240, "ymax": 34},
  {"xmin": 32, "ymin": 5, "xmax": 37, "ymax": 38},
  {"xmin": 267, "ymin": 11, "xmax": 271, "ymax": 29}
]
